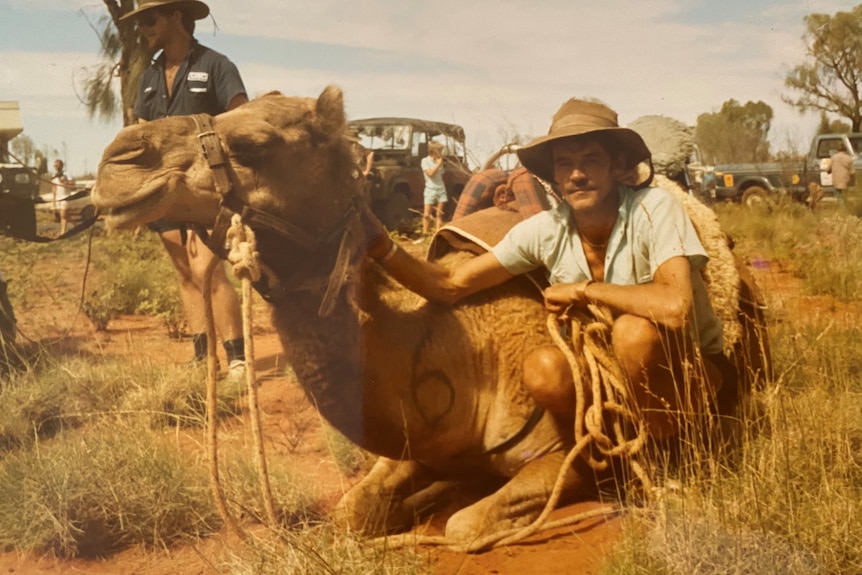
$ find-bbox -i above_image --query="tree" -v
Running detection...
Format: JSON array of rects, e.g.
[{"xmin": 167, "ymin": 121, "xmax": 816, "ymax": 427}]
[
  {"xmin": 80, "ymin": 1, "xmax": 150, "ymax": 127},
  {"xmin": 815, "ymin": 111, "xmax": 852, "ymax": 135},
  {"xmin": 695, "ymin": 99, "xmax": 773, "ymax": 163},
  {"xmin": 783, "ymin": 5, "xmax": 862, "ymax": 131},
  {"xmin": 9, "ymin": 134, "xmax": 35, "ymax": 166}
]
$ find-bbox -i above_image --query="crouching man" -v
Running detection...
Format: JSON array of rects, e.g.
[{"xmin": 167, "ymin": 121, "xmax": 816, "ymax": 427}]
[{"xmin": 364, "ymin": 98, "xmax": 736, "ymax": 440}]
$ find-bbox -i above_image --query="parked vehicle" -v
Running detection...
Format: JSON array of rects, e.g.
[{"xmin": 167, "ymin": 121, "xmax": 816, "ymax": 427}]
[
  {"xmin": 680, "ymin": 144, "xmax": 715, "ymax": 204},
  {"xmin": 348, "ymin": 117, "xmax": 473, "ymax": 229},
  {"xmin": 712, "ymin": 133, "xmax": 862, "ymax": 207},
  {"xmin": 1, "ymin": 101, "xmax": 39, "ymax": 240}
]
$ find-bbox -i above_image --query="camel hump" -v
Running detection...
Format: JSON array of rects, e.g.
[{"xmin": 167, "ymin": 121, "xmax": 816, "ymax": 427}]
[{"xmin": 428, "ymin": 206, "xmax": 524, "ymax": 262}]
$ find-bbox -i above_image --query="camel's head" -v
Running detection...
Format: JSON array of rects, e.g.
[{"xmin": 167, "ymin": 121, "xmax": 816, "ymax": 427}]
[{"xmin": 93, "ymin": 85, "xmax": 360, "ymax": 236}]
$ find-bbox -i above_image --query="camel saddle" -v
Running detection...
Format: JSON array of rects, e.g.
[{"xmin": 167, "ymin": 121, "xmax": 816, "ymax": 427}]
[{"xmin": 427, "ymin": 207, "xmax": 549, "ymax": 292}]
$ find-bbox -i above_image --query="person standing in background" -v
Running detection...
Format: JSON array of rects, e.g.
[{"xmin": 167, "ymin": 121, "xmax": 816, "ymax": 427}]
[
  {"xmin": 827, "ymin": 141, "xmax": 855, "ymax": 201},
  {"xmin": 51, "ymin": 159, "xmax": 72, "ymax": 236},
  {"xmin": 421, "ymin": 141, "xmax": 447, "ymax": 235}
]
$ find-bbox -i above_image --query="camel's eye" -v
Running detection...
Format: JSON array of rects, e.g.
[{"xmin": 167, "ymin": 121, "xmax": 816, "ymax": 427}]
[
  {"xmin": 102, "ymin": 128, "xmax": 151, "ymax": 165},
  {"xmin": 225, "ymin": 121, "xmax": 285, "ymax": 168}
]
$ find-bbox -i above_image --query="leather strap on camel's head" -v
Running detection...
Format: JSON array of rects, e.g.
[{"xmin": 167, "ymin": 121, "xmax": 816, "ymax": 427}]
[{"xmin": 190, "ymin": 113, "xmax": 365, "ymax": 317}]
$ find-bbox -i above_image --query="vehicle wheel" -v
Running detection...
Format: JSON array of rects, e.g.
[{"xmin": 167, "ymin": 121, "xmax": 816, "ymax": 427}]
[
  {"xmin": 0, "ymin": 202, "xmax": 36, "ymax": 240},
  {"xmin": 374, "ymin": 191, "xmax": 411, "ymax": 230},
  {"xmin": 741, "ymin": 186, "xmax": 769, "ymax": 208}
]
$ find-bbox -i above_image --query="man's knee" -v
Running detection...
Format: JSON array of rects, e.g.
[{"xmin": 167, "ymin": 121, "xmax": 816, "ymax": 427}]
[
  {"xmin": 611, "ymin": 315, "xmax": 663, "ymax": 360},
  {"xmin": 523, "ymin": 346, "xmax": 575, "ymax": 413}
]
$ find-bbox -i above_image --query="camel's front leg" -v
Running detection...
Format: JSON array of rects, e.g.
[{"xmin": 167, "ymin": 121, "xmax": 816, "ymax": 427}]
[
  {"xmin": 444, "ymin": 450, "xmax": 596, "ymax": 544},
  {"xmin": 333, "ymin": 456, "xmax": 447, "ymax": 535}
]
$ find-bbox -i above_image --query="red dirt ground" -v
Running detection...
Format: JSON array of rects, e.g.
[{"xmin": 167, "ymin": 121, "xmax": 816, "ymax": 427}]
[{"xmin": 0, "ymin": 235, "xmax": 825, "ymax": 575}]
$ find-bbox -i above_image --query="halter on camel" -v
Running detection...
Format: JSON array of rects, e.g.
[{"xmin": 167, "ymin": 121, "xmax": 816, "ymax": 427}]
[{"xmin": 190, "ymin": 113, "xmax": 361, "ymax": 317}]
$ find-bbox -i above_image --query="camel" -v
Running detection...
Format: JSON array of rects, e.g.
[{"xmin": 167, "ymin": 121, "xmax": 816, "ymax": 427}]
[{"xmin": 92, "ymin": 86, "xmax": 770, "ymax": 544}]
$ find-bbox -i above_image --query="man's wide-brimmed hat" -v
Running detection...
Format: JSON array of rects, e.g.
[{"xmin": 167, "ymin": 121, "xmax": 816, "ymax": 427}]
[
  {"xmin": 517, "ymin": 99, "xmax": 653, "ymax": 186},
  {"xmin": 120, "ymin": 0, "xmax": 210, "ymax": 22}
]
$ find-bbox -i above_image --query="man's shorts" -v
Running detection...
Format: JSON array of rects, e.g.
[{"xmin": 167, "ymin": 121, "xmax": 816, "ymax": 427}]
[
  {"xmin": 424, "ymin": 185, "xmax": 448, "ymax": 205},
  {"xmin": 147, "ymin": 219, "xmax": 185, "ymax": 234}
]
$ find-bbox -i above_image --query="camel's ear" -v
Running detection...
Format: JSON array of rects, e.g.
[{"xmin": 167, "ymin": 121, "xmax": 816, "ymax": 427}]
[
  {"xmin": 224, "ymin": 120, "xmax": 285, "ymax": 168},
  {"xmin": 312, "ymin": 85, "xmax": 346, "ymax": 140}
]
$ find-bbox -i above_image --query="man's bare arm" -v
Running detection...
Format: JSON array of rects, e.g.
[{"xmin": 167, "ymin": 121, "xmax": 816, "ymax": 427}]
[
  {"xmin": 363, "ymin": 207, "xmax": 513, "ymax": 304},
  {"xmin": 226, "ymin": 93, "xmax": 249, "ymax": 111},
  {"xmin": 543, "ymin": 256, "xmax": 694, "ymax": 329},
  {"xmin": 379, "ymin": 245, "xmax": 514, "ymax": 305}
]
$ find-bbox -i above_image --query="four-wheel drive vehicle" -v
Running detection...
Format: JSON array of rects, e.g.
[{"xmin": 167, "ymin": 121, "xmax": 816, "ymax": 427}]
[
  {"xmin": 348, "ymin": 117, "xmax": 473, "ymax": 228},
  {"xmin": 713, "ymin": 133, "xmax": 862, "ymax": 207}
]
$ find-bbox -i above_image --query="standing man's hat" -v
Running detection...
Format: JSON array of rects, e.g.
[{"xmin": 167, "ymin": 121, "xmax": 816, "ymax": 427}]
[
  {"xmin": 517, "ymin": 99, "xmax": 653, "ymax": 186},
  {"xmin": 119, "ymin": 0, "xmax": 210, "ymax": 22}
]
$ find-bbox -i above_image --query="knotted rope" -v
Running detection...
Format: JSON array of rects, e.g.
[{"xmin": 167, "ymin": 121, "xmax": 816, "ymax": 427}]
[
  {"xmin": 225, "ymin": 215, "xmax": 278, "ymax": 528},
  {"xmin": 203, "ymin": 215, "xmax": 278, "ymax": 539},
  {"xmin": 380, "ymin": 306, "xmax": 652, "ymax": 552},
  {"xmin": 202, "ymin": 254, "xmax": 244, "ymax": 541}
]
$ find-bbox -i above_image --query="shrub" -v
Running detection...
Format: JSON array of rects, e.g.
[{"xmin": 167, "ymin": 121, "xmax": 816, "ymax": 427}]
[
  {"xmin": 82, "ymin": 231, "xmax": 183, "ymax": 335},
  {"xmin": 0, "ymin": 421, "xmax": 219, "ymax": 558},
  {"xmin": 221, "ymin": 523, "xmax": 427, "ymax": 575}
]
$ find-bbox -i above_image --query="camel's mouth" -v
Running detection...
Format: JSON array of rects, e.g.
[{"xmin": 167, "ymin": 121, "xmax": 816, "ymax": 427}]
[{"xmin": 93, "ymin": 178, "xmax": 172, "ymax": 230}]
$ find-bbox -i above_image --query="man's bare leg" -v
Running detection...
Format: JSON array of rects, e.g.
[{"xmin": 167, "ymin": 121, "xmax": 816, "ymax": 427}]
[
  {"xmin": 611, "ymin": 314, "xmax": 717, "ymax": 439},
  {"xmin": 185, "ymin": 231, "xmax": 243, "ymax": 343},
  {"xmin": 523, "ymin": 315, "xmax": 720, "ymax": 439},
  {"xmin": 158, "ymin": 229, "xmax": 245, "ymax": 369}
]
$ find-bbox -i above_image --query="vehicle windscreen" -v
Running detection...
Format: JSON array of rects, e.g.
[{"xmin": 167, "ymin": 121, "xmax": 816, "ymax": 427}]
[
  {"xmin": 354, "ymin": 124, "xmax": 411, "ymax": 151},
  {"xmin": 848, "ymin": 136, "xmax": 862, "ymax": 156},
  {"xmin": 431, "ymin": 133, "xmax": 466, "ymax": 162}
]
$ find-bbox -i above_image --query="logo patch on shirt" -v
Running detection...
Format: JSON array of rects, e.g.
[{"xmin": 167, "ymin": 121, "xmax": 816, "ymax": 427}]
[
  {"xmin": 143, "ymin": 86, "xmax": 154, "ymax": 94},
  {"xmin": 187, "ymin": 72, "xmax": 209, "ymax": 82},
  {"xmin": 189, "ymin": 87, "xmax": 208, "ymax": 93}
]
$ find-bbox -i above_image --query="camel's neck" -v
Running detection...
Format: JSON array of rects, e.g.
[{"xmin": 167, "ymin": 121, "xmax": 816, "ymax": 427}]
[{"xmin": 269, "ymin": 261, "xmax": 426, "ymax": 452}]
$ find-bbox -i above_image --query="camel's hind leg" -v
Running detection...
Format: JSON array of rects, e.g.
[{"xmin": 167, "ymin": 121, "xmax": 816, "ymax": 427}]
[
  {"xmin": 333, "ymin": 457, "xmax": 452, "ymax": 535},
  {"xmin": 444, "ymin": 449, "xmax": 596, "ymax": 544}
]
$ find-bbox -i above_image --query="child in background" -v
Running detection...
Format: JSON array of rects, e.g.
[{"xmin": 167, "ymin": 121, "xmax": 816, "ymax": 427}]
[{"xmin": 421, "ymin": 141, "xmax": 447, "ymax": 235}]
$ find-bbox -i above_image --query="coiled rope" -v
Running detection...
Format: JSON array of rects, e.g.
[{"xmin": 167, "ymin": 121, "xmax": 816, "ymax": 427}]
[
  {"xmin": 203, "ymin": 215, "xmax": 278, "ymax": 539},
  {"xmin": 380, "ymin": 306, "xmax": 652, "ymax": 552}
]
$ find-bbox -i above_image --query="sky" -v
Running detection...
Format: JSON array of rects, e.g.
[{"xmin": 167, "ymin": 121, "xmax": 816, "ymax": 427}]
[{"xmin": 0, "ymin": 0, "xmax": 857, "ymax": 177}]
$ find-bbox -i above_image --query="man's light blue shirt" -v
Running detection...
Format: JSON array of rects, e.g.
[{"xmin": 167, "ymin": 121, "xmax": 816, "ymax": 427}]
[{"xmin": 492, "ymin": 185, "xmax": 724, "ymax": 354}]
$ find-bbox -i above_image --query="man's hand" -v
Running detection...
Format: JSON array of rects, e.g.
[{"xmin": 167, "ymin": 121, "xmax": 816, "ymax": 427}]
[{"xmin": 543, "ymin": 280, "xmax": 593, "ymax": 320}]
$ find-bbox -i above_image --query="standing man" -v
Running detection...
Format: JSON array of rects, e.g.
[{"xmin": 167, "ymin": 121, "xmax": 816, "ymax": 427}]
[
  {"xmin": 365, "ymin": 98, "xmax": 731, "ymax": 439},
  {"xmin": 421, "ymin": 141, "xmax": 447, "ymax": 236},
  {"xmin": 122, "ymin": 0, "xmax": 248, "ymax": 378},
  {"xmin": 51, "ymin": 159, "xmax": 73, "ymax": 236},
  {"xmin": 828, "ymin": 142, "xmax": 855, "ymax": 202}
]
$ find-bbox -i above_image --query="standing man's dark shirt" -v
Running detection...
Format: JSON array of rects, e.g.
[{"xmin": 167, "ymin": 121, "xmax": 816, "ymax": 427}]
[{"xmin": 134, "ymin": 40, "xmax": 246, "ymax": 121}]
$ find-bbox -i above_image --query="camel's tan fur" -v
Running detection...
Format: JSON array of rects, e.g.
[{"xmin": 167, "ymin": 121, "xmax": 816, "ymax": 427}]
[
  {"xmin": 93, "ymin": 86, "xmax": 769, "ymax": 542},
  {"xmin": 652, "ymin": 173, "xmax": 741, "ymax": 353}
]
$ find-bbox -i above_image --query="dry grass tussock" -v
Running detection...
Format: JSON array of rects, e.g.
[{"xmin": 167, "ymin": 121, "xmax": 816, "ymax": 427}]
[
  {"xmin": 601, "ymin": 201, "xmax": 862, "ymax": 575},
  {"xmin": 220, "ymin": 524, "xmax": 428, "ymax": 575}
]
